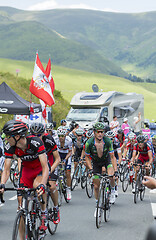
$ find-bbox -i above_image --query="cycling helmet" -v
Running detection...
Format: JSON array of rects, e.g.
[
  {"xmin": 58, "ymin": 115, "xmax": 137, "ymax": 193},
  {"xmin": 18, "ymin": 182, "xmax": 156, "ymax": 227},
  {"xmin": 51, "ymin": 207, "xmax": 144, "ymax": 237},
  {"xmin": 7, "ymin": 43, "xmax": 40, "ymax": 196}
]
[
  {"xmin": 144, "ymin": 134, "xmax": 149, "ymax": 140},
  {"xmin": 117, "ymin": 128, "xmax": 124, "ymax": 134},
  {"xmin": 61, "ymin": 119, "xmax": 67, "ymax": 125},
  {"xmin": 93, "ymin": 122, "xmax": 105, "ymax": 131},
  {"xmin": 57, "ymin": 126, "xmax": 67, "ymax": 136},
  {"xmin": 75, "ymin": 128, "xmax": 84, "ymax": 136},
  {"xmin": 105, "ymin": 131, "xmax": 115, "ymax": 138},
  {"xmin": 104, "ymin": 125, "xmax": 110, "ymax": 133},
  {"xmin": 128, "ymin": 132, "xmax": 136, "ymax": 140},
  {"xmin": 46, "ymin": 123, "xmax": 54, "ymax": 130},
  {"xmin": 152, "ymin": 135, "xmax": 156, "ymax": 140},
  {"xmin": 86, "ymin": 129, "xmax": 94, "ymax": 138},
  {"xmin": 30, "ymin": 123, "xmax": 45, "ymax": 135},
  {"xmin": 137, "ymin": 134, "xmax": 145, "ymax": 143},
  {"xmin": 3, "ymin": 120, "xmax": 28, "ymax": 137}
]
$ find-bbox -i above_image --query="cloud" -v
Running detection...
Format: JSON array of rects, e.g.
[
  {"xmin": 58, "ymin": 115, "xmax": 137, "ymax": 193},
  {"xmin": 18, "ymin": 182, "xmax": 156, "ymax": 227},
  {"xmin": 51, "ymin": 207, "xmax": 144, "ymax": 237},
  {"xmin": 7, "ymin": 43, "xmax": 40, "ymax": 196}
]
[{"xmin": 27, "ymin": 0, "xmax": 118, "ymax": 12}]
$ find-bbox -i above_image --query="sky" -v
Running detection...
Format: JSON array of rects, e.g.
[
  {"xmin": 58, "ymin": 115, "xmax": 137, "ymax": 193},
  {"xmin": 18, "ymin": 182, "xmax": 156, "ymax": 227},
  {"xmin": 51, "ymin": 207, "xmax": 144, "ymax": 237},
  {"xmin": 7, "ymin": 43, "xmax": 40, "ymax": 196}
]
[{"xmin": 1, "ymin": 0, "xmax": 156, "ymax": 13}]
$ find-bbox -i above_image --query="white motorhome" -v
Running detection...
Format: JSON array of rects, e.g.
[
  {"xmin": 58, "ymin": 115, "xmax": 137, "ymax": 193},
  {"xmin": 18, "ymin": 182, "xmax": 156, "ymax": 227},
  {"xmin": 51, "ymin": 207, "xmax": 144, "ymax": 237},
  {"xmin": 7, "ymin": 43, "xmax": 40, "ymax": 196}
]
[{"xmin": 66, "ymin": 91, "xmax": 144, "ymax": 129}]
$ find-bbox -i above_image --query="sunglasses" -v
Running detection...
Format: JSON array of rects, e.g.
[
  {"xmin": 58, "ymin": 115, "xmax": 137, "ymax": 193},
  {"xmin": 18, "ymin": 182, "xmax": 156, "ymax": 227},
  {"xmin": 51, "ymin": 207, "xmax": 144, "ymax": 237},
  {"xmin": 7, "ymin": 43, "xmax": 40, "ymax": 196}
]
[
  {"xmin": 3, "ymin": 133, "xmax": 12, "ymax": 139},
  {"xmin": 77, "ymin": 134, "xmax": 82, "ymax": 136},
  {"xmin": 96, "ymin": 130, "xmax": 104, "ymax": 134},
  {"xmin": 58, "ymin": 135, "xmax": 65, "ymax": 137}
]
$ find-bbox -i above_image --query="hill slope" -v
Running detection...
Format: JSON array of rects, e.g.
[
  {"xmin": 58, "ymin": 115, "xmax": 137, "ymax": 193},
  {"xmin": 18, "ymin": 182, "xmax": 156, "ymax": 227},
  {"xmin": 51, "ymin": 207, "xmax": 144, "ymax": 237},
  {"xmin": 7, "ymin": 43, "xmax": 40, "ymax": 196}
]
[
  {"xmin": 0, "ymin": 71, "xmax": 70, "ymax": 128},
  {"xmin": 1, "ymin": 7, "xmax": 156, "ymax": 78},
  {"xmin": 0, "ymin": 7, "xmax": 127, "ymax": 78}
]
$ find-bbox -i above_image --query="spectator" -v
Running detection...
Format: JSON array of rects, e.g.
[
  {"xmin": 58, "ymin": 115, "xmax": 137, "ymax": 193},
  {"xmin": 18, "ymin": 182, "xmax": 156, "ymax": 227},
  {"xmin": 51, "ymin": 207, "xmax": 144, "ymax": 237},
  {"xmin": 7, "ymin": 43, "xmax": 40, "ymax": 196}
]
[
  {"xmin": 110, "ymin": 115, "xmax": 120, "ymax": 135},
  {"xmin": 61, "ymin": 119, "xmax": 67, "ymax": 126},
  {"xmin": 142, "ymin": 176, "xmax": 156, "ymax": 189},
  {"xmin": 142, "ymin": 121, "xmax": 151, "ymax": 139},
  {"xmin": 133, "ymin": 112, "xmax": 141, "ymax": 135},
  {"xmin": 122, "ymin": 118, "xmax": 130, "ymax": 137}
]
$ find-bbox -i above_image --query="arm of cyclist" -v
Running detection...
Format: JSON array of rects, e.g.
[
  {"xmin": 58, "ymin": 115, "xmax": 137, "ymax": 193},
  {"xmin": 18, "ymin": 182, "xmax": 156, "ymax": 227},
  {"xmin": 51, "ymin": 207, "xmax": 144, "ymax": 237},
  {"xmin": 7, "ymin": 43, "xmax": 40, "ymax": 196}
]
[
  {"xmin": 0, "ymin": 158, "xmax": 11, "ymax": 193},
  {"xmin": 142, "ymin": 176, "xmax": 156, "ymax": 189},
  {"xmin": 147, "ymin": 150, "xmax": 153, "ymax": 167},
  {"xmin": 85, "ymin": 155, "xmax": 93, "ymax": 170},
  {"xmin": 50, "ymin": 150, "xmax": 61, "ymax": 173},
  {"xmin": 37, "ymin": 153, "xmax": 49, "ymax": 196},
  {"xmin": 130, "ymin": 149, "xmax": 137, "ymax": 166},
  {"xmin": 64, "ymin": 149, "xmax": 72, "ymax": 162}
]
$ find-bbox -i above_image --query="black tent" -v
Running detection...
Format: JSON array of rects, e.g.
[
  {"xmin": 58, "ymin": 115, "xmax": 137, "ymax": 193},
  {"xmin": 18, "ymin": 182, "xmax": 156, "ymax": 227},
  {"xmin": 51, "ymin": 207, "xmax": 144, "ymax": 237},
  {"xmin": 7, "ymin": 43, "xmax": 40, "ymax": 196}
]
[{"xmin": 0, "ymin": 82, "xmax": 41, "ymax": 115}]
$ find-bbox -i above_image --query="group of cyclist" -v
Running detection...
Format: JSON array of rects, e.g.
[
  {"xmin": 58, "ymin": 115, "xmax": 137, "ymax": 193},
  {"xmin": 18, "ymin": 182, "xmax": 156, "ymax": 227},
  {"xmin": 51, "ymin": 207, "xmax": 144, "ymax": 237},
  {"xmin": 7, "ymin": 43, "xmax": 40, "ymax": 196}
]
[{"xmin": 0, "ymin": 116, "xmax": 156, "ymax": 237}]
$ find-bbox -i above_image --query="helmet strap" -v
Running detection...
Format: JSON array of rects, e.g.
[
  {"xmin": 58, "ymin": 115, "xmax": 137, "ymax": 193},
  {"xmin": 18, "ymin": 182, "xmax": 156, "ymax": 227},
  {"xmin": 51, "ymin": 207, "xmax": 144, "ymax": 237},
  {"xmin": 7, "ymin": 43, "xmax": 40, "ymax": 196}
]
[{"xmin": 13, "ymin": 135, "xmax": 22, "ymax": 147}]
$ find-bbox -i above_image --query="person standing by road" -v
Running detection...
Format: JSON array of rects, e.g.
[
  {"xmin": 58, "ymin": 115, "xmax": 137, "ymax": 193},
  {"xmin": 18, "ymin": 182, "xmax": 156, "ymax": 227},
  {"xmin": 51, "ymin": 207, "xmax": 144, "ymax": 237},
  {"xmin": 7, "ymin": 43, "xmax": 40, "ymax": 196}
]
[
  {"xmin": 133, "ymin": 112, "xmax": 141, "ymax": 136},
  {"xmin": 122, "ymin": 118, "xmax": 130, "ymax": 137},
  {"xmin": 110, "ymin": 116, "xmax": 120, "ymax": 135}
]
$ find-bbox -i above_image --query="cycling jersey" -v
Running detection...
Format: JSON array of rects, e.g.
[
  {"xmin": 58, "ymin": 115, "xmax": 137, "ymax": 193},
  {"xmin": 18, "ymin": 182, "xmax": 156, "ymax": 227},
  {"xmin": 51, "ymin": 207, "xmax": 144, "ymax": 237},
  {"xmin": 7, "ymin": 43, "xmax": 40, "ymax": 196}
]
[
  {"xmin": 73, "ymin": 137, "xmax": 85, "ymax": 159},
  {"xmin": 42, "ymin": 133, "xmax": 57, "ymax": 166},
  {"xmin": 113, "ymin": 140, "xmax": 121, "ymax": 160},
  {"xmin": 85, "ymin": 136, "xmax": 114, "ymax": 163},
  {"xmin": 133, "ymin": 142, "xmax": 152, "ymax": 163},
  {"xmin": 4, "ymin": 135, "xmax": 46, "ymax": 188},
  {"xmin": 54, "ymin": 135, "xmax": 72, "ymax": 170}
]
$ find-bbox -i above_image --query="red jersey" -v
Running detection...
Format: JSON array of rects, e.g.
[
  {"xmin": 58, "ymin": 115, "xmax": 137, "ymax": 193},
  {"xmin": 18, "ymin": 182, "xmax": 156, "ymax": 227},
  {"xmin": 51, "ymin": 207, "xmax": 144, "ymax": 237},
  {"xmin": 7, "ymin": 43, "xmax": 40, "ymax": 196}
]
[{"xmin": 133, "ymin": 142, "xmax": 152, "ymax": 163}]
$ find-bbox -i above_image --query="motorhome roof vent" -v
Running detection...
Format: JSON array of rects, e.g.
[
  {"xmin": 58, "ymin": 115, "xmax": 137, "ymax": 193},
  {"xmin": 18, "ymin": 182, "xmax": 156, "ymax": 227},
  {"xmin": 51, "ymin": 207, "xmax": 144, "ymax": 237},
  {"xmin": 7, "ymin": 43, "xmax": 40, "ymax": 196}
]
[{"xmin": 80, "ymin": 94, "xmax": 102, "ymax": 100}]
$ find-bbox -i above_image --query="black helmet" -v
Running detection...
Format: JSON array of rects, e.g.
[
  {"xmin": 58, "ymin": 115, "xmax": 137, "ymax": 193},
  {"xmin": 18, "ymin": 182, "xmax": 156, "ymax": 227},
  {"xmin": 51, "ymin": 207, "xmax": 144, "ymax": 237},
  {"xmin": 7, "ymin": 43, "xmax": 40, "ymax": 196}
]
[
  {"xmin": 104, "ymin": 125, "xmax": 110, "ymax": 133},
  {"xmin": 46, "ymin": 123, "xmax": 54, "ymax": 130},
  {"xmin": 137, "ymin": 135, "xmax": 145, "ymax": 143},
  {"xmin": 3, "ymin": 120, "xmax": 28, "ymax": 137},
  {"xmin": 105, "ymin": 131, "xmax": 115, "ymax": 138},
  {"xmin": 118, "ymin": 128, "xmax": 124, "ymax": 134},
  {"xmin": 30, "ymin": 123, "xmax": 45, "ymax": 135}
]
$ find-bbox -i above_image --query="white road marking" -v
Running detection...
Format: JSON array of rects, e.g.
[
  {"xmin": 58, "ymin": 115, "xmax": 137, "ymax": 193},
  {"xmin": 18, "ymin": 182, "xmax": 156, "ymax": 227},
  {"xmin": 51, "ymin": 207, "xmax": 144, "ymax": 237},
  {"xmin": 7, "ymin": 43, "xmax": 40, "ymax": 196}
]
[{"xmin": 9, "ymin": 195, "xmax": 17, "ymax": 201}]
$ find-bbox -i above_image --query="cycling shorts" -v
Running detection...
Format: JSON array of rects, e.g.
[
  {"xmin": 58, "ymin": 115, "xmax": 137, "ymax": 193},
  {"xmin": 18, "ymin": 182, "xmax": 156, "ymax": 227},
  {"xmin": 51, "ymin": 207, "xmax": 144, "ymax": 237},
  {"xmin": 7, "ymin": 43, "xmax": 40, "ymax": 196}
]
[
  {"xmin": 59, "ymin": 152, "xmax": 71, "ymax": 170},
  {"xmin": 19, "ymin": 165, "xmax": 42, "ymax": 188},
  {"xmin": 93, "ymin": 157, "xmax": 112, "ymax": 174}
]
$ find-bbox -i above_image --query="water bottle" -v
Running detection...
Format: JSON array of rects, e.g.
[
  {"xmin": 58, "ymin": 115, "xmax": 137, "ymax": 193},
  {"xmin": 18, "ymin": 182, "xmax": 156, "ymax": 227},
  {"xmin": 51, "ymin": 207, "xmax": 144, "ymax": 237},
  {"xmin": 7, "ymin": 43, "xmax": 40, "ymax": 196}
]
[{"xmin": 130, "ymin": 169, "xmax": 133, "ymax": 183}]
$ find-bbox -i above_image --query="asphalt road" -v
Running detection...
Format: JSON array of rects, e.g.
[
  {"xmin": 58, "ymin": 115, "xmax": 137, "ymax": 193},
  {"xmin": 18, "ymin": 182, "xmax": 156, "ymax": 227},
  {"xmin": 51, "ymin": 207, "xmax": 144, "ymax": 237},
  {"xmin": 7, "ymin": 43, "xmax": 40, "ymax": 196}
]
[{"xmin": 0, "ymin": 180, "xmax": 155, "ymax": 240}]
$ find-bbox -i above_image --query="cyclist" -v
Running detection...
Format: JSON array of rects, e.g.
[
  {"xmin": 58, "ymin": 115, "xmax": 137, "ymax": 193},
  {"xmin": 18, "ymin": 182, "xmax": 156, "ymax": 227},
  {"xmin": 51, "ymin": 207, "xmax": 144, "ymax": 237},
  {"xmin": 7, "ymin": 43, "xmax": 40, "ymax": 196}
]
[
  {"xmin": 45, "ymin": 122, "xmax": 56, "ymax": 137},
  {"xmin": 72, "ymin": 128, "xmax": 85, "ymax": 170},
  {"xmin": 0, "ymin": 120, "xmax": 49, "ymax": 231},
  {"xmin": 61, "ymin": 119, "xmax": 67, "ymax": 126},
  {"xmin": 130, "ymin": 134, "xmax": 153, "ymax": 193},
  {"xmin": 54, "ymin": 126, "xmax": 72, "ymax": 201},
  {"xmin": 85, "ymin": 122, "xmax": 118, "ymax": 216},
  {"xmin": 123, "ymin": 132, "xmax": 137, "ymax": 160},
  {"xmin": 105, "ymin": 130, "xmax": 121, "ymax": 197},
  {"xmin": 30, "ymin": 122, "xmax": 61, "ymax": 224},
  {"xmin": 116, "ymin": 128, "xmax": 126, "ymax": 153}
]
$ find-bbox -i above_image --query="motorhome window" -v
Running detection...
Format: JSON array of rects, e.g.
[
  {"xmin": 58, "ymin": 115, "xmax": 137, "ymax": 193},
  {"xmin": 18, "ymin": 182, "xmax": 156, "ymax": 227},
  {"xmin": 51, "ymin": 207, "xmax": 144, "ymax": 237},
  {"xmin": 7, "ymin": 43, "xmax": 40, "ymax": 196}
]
[
  {"xmin": 114, "ymin": 106, "xmax": 135, "ymax": 118},
  {"xmin": 80, "ymin": 94, "xmax": 102, "ymax": 100},
  {"xmin": 66, "ymin": 108, "xmax": 100, "ymax": 121},
  {"xmin": 101, "ymin": 107, "xmax": 108, "ymax": 117}
]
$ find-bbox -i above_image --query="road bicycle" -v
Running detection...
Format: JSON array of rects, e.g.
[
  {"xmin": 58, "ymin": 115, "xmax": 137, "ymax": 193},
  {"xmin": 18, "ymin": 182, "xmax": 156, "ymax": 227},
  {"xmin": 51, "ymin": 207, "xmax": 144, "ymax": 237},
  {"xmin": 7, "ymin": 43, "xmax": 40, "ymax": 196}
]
[
  {"xmin": 57, "ymin": 163, "xmax": 70, "ymax": 205},
  {"xmin": 5, "ymin": 186, "xmax": 57, "ymax": 240},
  {"xmin": 133, "ymin": 163, "xmax": 146, "ymax": 204},
  {"xmin": 122, "ymin": 160, "xmax": 134, "ymax": 192},
  {"xmin": 95, "ymin": 173, "xmax": 114, "ymax": 228},
  {"xmin": 71, "ymin": 158, "xmax": 87, "ymax": 191}
]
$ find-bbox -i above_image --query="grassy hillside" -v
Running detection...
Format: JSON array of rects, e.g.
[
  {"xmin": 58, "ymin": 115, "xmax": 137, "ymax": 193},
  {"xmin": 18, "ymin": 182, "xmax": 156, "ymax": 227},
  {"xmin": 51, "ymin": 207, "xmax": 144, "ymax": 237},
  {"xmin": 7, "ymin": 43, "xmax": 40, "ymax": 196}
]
[
  {"xmin": 0, "ymin": 71, "xmax": 70, "ymax": 129},
  {"xmin": 0, "ymin": 58, "xmax": 156, "ymax": 121},
  {"xmin": 1, "ymin": 7, "xmax": 156, "ymax": 78},
  {"xmin": 0, "ymin": 8, "xmax": 128, "ymax": 78}
]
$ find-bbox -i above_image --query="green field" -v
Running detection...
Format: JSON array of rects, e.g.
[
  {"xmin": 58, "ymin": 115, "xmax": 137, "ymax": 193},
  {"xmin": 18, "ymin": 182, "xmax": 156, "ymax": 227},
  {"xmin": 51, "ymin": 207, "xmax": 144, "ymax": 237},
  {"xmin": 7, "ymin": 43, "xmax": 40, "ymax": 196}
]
[{"xmin": 0, "ymin": 58, "xmax": 156, "ymax": 121}]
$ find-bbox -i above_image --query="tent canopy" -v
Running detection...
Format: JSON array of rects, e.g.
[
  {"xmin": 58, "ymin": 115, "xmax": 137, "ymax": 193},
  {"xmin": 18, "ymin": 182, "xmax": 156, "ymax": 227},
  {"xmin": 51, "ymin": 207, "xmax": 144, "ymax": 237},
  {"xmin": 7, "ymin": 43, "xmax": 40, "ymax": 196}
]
[{"xmin": 0, "ymin": 82, "xmax": 41, "ymax": 115}]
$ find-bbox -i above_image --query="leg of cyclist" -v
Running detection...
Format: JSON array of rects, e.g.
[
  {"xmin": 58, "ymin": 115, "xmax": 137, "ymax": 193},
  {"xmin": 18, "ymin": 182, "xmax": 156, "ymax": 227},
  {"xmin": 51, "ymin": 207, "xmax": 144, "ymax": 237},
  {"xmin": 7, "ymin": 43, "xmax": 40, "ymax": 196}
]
[{"xmin": 65, "ymin": 157, "xmax": 72, "ymax": 201}]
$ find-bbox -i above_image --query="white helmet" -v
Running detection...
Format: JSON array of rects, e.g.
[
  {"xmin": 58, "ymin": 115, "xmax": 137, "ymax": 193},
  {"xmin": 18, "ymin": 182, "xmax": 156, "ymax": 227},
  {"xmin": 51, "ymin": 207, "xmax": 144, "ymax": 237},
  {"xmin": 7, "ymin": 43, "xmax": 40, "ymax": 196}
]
[{"xmin": 57, "ymin": 126, "xmax": 67, "ymax": 136}]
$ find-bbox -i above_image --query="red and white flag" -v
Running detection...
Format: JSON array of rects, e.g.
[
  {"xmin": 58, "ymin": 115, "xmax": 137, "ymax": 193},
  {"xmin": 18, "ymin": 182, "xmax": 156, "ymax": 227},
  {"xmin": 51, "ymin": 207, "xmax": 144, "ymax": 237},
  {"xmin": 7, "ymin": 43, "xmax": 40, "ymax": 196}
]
[{"xmin": 30, "ymin": 53, "xmax": 55, "ymax": 106}]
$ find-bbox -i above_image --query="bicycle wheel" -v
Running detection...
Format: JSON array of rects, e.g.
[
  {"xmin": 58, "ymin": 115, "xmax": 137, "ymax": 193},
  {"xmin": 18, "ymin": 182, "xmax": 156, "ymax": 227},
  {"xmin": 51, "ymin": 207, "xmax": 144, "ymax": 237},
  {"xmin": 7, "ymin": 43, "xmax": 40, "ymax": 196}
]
[
  {"xmin": 47, "ymin": 195, "xmax": 57, "ymax": 235},
  {"xmin": 134, "ymin": 177, "xmax": 139, "ymax": 204},
  {"xmin": 56, "ymin": 179, "xmax": 63, "ymax": 207},
  {"xmin": 71, "ymin": 165, "xmax": 80, "ymax": 191},
  {"xmin": 96, "ymin": 185, "xmax": 104, "ymax": 228},
  {"xmin": 104, "ymin": 185, "xmax": 111, "ymax": 222},
  {"xmin": 122, "ymin": 167, "xmax": 129, "ymax": 192},
  {"xmin": 140, "ymin": 175, "xmax": 145, "ymax": 201},
  {"xmin": 86, "ymin": 173, "xmax": 93, "ymax": 198},
  {"xmin": 120, "ymin": 163, "xmax": 126, "ymax": 182},
  {"xmin": 13, "ymin": 164, "xmax": 19, "ymax": 188},
  {"xmin": 81, "ymin": 166, "xmax": 87, "ymax": 189},
  {"xmin": 12, "ymin": 210, "xmax": 26, "ymax": 240}
]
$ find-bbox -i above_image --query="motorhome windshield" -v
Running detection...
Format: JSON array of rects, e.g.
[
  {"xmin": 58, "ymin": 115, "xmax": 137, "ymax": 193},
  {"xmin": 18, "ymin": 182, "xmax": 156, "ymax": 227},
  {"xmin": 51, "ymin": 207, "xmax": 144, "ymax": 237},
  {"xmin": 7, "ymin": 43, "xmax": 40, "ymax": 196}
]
[{"xmin": 66, "ymin": 108, "xmax": 100, "ymax": 121}]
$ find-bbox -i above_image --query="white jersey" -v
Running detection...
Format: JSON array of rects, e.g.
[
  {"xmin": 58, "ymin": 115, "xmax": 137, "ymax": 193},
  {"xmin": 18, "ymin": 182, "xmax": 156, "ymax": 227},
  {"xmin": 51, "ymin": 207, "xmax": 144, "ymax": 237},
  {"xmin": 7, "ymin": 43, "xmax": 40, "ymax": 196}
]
[{"xmin": 54, "ymin": 135, "xmax": 72, "ymax": 154}]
